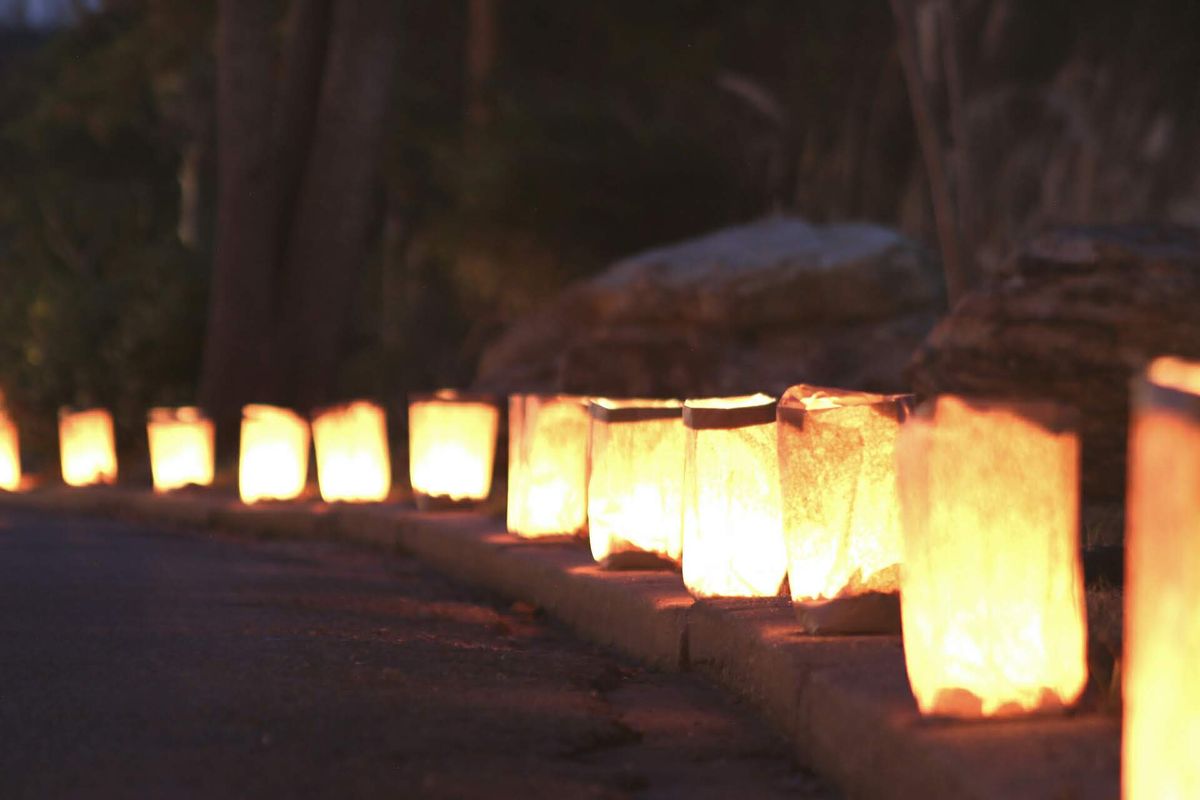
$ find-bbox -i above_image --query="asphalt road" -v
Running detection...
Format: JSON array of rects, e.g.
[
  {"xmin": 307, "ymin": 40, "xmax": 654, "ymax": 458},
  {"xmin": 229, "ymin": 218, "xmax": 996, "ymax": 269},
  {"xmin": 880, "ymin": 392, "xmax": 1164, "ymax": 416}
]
[{"xmin": 0, "ymin": 510, "xmax": 834, "ymax": 799}]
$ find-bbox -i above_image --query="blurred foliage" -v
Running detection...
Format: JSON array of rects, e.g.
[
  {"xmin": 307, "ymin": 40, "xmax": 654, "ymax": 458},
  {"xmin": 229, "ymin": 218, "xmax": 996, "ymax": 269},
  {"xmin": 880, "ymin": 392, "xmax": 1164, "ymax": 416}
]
[
  {"xmin": 402, "ymin": 0, "xmax": 899, "ymax": 294},
  {"xmin": 370, "ymin": 0, "xmax": 904, "ymax": 391},
  {"xmin": 0, "ymin": 5, "xmax": 212, "ymax": 463},
  {"xmin": 5, "ymin": 0, "xmax": 1200, "ymax": 450}
]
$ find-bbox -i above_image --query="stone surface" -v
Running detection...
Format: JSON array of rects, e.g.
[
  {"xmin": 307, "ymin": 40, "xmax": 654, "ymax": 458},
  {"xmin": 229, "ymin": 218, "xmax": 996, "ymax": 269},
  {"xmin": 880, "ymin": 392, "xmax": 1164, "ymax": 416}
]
[
  {"xmin": 909, "ymin": 224, "xmax": 1200, "ymax": 502},
  {"xmin": 475, "ymin": 217, "xmax": 944, "ymax": 397}
]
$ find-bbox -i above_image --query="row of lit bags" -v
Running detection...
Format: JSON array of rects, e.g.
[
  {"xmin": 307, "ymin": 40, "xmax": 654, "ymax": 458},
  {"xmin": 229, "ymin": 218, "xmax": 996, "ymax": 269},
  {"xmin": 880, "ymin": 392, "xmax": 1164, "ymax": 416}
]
[
  {"xmin": 14, "ymin": 393, "xmax": 508, "ymax": 504},
  {"xmin": 512, "ymin": 387, "xmax": 916, "ymax": 605},
  {"xmin": 4, "ymin": 393, "xmax": 503, "ymax": 502},
  {"xmin": 7, "ymin": 362, "xmax": 1200, "ymax": 788},
  {"xmin": 3, "ymin": 402, "xmax": 394, "ymax": 502},
  {"xmin": 15, "ymin": 363, "xmax": 1200, "ymax": 793},
  {"xmin": 510, "ymin": 385, "xmax": 1088, "ymax": 721}
]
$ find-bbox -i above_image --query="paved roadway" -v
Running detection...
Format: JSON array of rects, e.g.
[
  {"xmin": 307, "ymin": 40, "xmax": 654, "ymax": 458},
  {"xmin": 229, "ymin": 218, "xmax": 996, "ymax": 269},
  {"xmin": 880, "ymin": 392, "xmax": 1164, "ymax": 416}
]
[{"xmin": 0, "ymin": 510, "xmax": 834, "ymax": 799}]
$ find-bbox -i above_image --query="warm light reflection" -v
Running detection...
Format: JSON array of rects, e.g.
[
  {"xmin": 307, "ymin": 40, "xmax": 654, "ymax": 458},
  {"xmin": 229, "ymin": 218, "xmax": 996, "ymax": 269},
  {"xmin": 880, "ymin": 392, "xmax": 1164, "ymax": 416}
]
[
  {"xmin": 508, "ymin": 394, "xmax": 590, "ymax": 537},
  {"xmin": 312, "ymin": 400, "xmax": 391, "ymax": 503},
  {"xmin": 0, "ymin": 409, "xmax": 19, "ymax": 491},
  {"xmin": 681, "ymin": 394, "xmax": 787, "ymax": 597},
  {"xmin": 1125, "ymin": 356, "xmax": 1200, "ymax": 799},
  {"xmin": 239, "ymin": 404, "xmax": 310, "ymax": 503},
  {"xmin": 1147, "ymin": 355, "xmax": 1200, "ymax": 395},
  {"xmin": 777, "ymin": 385, "xmax": 911, "ymax": 603},
  {"xmin": 59, "ymin": 407, "xmax": 117, "ymax": 487},
  {"xmin": 897, "ymin": 395, "xmax": 1087, "ymax": 717},
  {"xmin": 147, "ymin": 406, "xmax": 214, "ymax": 493},
  {"xmin": 408, "ymin": 391, "xmax": 499, "ymax": 502},
  {"xmin": 587, "ymin": 399, "xmax": 685, "ymax": 564}
]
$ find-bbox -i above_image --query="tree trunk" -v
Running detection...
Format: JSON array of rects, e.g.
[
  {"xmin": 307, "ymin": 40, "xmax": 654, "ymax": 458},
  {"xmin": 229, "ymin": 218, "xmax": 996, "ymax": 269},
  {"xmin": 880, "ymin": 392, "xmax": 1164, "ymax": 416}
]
[
  {"xmin": 199, "ymin": 0, "xmax": 280, "ymax": 427},
  {"xmin": 889, "ymin": 0, "xmax": 972, "ymax": 306},
  {"xmin": 270, "ymin": 0, "xmax": 332, "ymax": 281},
  {"xmin": 272, "ymin": 0, "xmax": 399, "ymax": 411},
  {"xmin": 202, "ymin": 0, "xmax": 399, "ymax": 420}
]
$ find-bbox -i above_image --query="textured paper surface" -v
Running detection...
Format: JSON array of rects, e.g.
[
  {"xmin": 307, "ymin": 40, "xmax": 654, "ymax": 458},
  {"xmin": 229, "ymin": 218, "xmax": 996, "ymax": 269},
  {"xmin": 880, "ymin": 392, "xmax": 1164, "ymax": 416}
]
[
  {"xmin": 682, "ymin": 403, "xmax": 786, "ymax": 598},
  {"xmin": 897, "ymin": 396, "xmax": 1087, "ymax": 718},
  {"xmin": 508, "ymin": 395, "xmax": 590, "ymax": 537}
]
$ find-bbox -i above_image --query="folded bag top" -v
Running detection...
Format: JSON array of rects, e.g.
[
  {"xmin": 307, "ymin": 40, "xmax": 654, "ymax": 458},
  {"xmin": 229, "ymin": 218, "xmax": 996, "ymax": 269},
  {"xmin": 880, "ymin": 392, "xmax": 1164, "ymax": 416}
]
[{"xmin": 682, "ymin": 393, "xmax": 777, "ymax": 430}]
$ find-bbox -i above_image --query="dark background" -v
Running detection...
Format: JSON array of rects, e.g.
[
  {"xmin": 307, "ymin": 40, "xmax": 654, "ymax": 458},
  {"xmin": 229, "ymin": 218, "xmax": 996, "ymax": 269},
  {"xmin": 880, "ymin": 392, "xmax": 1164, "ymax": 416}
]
[{"xmin": 1, "ymin": 0, "xmax": 1199, "ymax": 466}]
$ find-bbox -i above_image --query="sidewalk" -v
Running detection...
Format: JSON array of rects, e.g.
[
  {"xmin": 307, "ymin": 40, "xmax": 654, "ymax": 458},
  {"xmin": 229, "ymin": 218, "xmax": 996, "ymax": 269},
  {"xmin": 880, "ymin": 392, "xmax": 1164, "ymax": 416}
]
[{"xmin": 0, "ymin": 487, "xmax": 1120, "ymax": 800}]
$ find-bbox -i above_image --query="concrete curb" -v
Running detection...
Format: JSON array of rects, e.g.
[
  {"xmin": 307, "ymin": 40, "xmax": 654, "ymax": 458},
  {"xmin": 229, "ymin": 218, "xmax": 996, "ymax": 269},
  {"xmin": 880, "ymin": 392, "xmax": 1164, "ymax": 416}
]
[
  {"xmin": 687, "ymin": 599, "xmax": 1119, "ymax": 800},
  {"xmin": 340, "ymin": 507, "xmax": 693, "ymax": 671},
  {"xmin": 0, "ymin": 488, "xmax": 1120, "ymax": 799}
]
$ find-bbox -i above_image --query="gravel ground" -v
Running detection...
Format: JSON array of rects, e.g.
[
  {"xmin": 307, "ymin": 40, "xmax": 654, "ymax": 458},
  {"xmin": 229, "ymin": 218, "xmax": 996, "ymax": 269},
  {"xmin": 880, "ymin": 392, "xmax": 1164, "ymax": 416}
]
[{"xmin": 0, "ymin": 509, "xmax": 835, "ymax": 799}]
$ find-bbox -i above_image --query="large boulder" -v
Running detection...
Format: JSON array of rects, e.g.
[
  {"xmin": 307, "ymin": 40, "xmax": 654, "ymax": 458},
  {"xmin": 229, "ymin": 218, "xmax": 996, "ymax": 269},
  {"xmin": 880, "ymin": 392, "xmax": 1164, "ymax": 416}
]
[
  {"xmin": 474, "ymin": 217, "xmax": 944, "ymax": 398},
  {"xmin": 908, "ymin": 224, "xmax": 1200, "ymax": 503}
]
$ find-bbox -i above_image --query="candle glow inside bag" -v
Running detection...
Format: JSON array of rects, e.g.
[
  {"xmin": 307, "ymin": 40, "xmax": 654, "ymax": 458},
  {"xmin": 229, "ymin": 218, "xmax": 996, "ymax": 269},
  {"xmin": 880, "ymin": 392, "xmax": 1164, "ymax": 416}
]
[
  {"xmin": 682, "ymin": 394, "xmax": 787, "ymax": 598},
  {"xmin": 508, "ymin": 394, "xmax": 590, "ymax": 537},
  {"xmin": 897, "ymin": 395, "xmax": 1088, "ymax": 718},
  {"xmin": 587, "ymin": 399, "xmax": 685, "ymax": 564}
]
